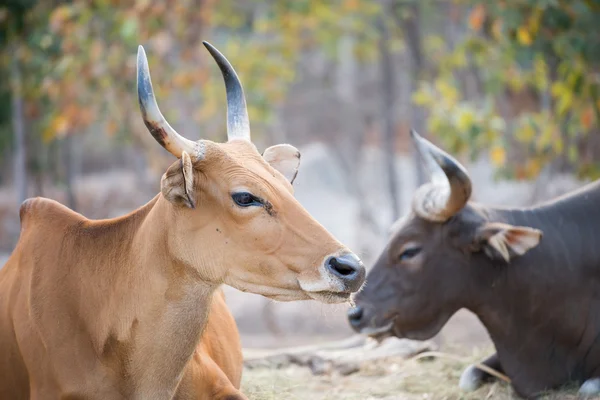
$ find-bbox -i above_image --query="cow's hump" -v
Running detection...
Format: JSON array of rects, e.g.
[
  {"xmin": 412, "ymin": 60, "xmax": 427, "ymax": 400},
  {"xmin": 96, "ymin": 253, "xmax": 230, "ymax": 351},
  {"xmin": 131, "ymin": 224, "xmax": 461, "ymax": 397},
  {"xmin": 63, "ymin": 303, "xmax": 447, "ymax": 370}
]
[{"xmin": 19, "ymin": 197, "xmax": 84, "ymax": 232}]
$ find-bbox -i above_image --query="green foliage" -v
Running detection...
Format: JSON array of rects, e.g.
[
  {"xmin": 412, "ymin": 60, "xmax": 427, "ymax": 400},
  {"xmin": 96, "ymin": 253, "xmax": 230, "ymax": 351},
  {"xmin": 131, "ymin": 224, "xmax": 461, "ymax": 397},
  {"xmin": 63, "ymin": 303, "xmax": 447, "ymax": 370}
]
[
  {"xmin": 414, "ymin": 0, "xmax": 600, "ymax": 179},
  {"xmin": 0, "ymin": 0, "xmax": 383, "ymax": 153}
]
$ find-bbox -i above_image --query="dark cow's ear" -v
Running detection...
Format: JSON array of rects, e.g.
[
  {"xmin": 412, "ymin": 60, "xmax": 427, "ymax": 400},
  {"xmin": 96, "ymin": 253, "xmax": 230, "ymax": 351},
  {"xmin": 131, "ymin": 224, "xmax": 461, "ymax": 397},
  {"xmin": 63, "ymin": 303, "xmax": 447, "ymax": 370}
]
[
  {"xmin": 161, "ymin": 151, "xmax": 196, "ymax": 209},
  {"xmin": 263, "ymin": 144, "xmax": 301, "ymax": 184},
  {"xmin": 474, "ymin": 222, "xmax": 542, "ymax": 262}
]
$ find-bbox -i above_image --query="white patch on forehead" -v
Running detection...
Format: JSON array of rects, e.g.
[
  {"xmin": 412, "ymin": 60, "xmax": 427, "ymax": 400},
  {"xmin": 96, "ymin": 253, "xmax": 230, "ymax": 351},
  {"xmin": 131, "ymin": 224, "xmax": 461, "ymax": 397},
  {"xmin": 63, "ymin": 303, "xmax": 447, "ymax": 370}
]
[{"xmin": 388, "ymin": 212, "xmax": 413, "ymax": 237}]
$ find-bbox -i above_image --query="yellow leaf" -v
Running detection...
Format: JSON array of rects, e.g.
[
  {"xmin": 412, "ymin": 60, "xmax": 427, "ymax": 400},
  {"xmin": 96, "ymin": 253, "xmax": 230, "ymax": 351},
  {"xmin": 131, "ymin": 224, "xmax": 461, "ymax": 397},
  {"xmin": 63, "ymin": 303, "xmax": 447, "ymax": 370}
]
[
  {"xmin": 489, "ymin": 146, "xmax": 506, "ymax": 166},
  {"xmin": 517, "ymin": 26, "xmax": 532, "ymax": 46},
  {"xmin": 516, "ymin": 123, "xmax": 536, "ymax": 142},
  {"xmin": 412, "ymin": 90, "xmax": 432, "ymax": 106},
  {"xmin": 526, "ymin": 159, "xmax": 541, "ymax": 177},
  {"xmin": 456, "ymin": 109, "xmax": 475, "ymax": 132},
  {"xmin": 43, "ymin": 114, "xmax": 70, "ymax": 142}
]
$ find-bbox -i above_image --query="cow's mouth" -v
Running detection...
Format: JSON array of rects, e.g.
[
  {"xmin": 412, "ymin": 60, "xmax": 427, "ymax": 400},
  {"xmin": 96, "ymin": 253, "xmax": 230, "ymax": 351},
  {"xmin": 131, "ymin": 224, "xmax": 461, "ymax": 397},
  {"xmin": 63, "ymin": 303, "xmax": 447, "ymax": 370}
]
[
  {"xmin": 306, "ymin": 290, "xmax": 352, "ymax": 304},
  {"xmin": 360, "ymin": 319, "xmax": 396, "ymax": 341}
]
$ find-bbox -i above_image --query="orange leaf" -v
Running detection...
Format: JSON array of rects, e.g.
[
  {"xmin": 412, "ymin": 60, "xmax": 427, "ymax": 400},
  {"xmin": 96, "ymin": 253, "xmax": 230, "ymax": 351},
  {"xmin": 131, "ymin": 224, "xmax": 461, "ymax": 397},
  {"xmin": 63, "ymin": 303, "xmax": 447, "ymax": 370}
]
[
  {"xmin": 49, "ymin": 5, "xmax": 73, "ymax": 32},
  {"xmin": 107, "ymin": 120, "xmax": 118, "ymax": 136},
  {"xmin": 581, "ymin": 106, "xmax": 594, "ymax": 130},
  {"xmin": 469, "ymin": 4, "xmax": 486, "ymax": 31}
]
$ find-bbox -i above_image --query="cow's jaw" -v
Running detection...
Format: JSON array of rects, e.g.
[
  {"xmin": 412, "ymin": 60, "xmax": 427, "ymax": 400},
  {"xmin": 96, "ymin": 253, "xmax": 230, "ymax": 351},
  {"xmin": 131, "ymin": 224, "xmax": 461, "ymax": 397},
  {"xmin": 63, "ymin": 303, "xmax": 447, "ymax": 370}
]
[{"xmin": 391, "ymin": 310, "xmax": 453, "ymax": 341}]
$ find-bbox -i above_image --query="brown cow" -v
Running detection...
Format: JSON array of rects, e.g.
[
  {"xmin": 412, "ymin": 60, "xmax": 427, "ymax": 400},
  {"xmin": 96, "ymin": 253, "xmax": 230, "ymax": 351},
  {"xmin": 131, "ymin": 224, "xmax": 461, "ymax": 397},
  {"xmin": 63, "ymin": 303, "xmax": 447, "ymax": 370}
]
[{"xmin": 0, "ymin": 42, "xmax": 365, "ymax": 400}]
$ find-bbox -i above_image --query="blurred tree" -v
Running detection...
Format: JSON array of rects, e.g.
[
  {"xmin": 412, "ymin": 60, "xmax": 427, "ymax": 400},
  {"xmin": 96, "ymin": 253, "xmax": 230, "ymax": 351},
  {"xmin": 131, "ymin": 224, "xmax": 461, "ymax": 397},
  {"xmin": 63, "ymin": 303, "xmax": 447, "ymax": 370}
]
[
  {"xmin": 0, "ymin": 0, "xmax": 48, "ymax": 203},
  {"xmin": 413, "ymin": 0, "xmax": 600, "ymax": 180},
  {"xmin": 377, "ymin": 12, "xmax": 401, "ymax": 220}
]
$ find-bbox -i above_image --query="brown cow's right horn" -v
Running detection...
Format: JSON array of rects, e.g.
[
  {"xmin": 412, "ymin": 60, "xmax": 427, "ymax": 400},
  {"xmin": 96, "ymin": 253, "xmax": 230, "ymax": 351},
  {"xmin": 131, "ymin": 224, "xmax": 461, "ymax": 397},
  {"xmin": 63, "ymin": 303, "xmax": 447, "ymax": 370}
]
[
  {"xmin": 410, "ymin": 130, "xmax": 472, "ymax": 222},
  {"xmin": 137, "ymin": 45, "xmax": 201, "ymax": 160}
]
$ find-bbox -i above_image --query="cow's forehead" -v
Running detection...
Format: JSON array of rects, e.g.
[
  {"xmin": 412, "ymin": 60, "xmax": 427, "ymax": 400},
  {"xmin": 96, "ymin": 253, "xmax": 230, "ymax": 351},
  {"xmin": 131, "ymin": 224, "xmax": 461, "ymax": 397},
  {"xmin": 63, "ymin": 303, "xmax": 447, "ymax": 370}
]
[
  {"xmin": 388, "ymin": 212, "xmax": 416, "ymax": 237},
  {"xmin": 204, "ymin": 139, "xmax": 294, "ymax": 193}
]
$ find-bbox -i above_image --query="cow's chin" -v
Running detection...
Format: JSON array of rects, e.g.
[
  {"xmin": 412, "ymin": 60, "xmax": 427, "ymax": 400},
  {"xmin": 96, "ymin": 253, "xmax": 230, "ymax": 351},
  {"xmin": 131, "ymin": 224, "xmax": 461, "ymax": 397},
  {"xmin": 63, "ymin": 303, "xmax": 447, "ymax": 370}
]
[
  {"xmin": 305, "ymin": 290, "xmax": 352, "ymax": 304},
  {"xmin": 360, "ymin": 312, "xmax": 452, "ymax": 342},
  {"xmin": 392, "ymin": 312, "xmax": 452, "ymax": 341},
  {"xmin": 261, "ymin": 290, "xmax": 350, "ymax": 303}
]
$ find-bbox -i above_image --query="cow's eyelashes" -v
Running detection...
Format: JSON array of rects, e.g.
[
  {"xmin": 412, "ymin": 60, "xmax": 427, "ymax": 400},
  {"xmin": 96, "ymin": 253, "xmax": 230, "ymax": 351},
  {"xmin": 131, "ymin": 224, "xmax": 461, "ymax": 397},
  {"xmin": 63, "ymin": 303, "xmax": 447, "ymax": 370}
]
[
  {"xmin": 232, "ymin": 192, "xmax": 263, "ymax": 208},
  {"xmin": 398, "ymin": 247, "xmax": 422, "ymax": 261}
]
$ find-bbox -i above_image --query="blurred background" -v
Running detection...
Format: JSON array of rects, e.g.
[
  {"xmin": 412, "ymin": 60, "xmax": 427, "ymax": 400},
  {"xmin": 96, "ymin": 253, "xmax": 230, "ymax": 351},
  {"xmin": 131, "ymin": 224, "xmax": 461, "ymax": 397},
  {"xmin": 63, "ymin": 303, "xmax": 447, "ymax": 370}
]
[{"xmin": 1, "ymin": 0, "xmax": 599, "ymax": 369}]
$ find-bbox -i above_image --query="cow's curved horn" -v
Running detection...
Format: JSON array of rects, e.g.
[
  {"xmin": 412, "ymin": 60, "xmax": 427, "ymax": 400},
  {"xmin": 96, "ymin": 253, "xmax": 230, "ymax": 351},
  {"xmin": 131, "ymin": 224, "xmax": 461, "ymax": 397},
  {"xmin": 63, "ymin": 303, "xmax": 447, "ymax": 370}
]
[
  {"xmin": 411, "ymin": 130, "xmax": 472, "ymax": 222},
  {"xmin": 203, "ymin": 41, "xmax": 251, "ymax": 142},
  {"xmin": 137, "ymin": 45, "xmax": 200, "ymax": 159}
]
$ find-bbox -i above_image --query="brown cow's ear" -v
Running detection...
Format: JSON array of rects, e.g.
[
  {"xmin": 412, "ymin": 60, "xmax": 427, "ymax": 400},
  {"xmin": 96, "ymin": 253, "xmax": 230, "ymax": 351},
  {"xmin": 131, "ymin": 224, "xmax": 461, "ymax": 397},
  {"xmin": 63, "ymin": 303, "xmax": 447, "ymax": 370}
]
[
  {"xmin": 475, "ymin": 222, "xmax": 542, "ymax": 262},
  {"xmin": 161, "ymin": 151, "xmax": 196, "ymax": 209},
  {"xmin": 263, "ymin": 144, "xmax": 301, "ymax": 184}
]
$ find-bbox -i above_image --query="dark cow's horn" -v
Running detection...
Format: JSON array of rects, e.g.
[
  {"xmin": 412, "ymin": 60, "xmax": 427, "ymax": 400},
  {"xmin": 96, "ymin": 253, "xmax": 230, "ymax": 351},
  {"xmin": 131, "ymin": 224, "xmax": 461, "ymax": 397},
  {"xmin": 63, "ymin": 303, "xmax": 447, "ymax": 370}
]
[
  {"xmin": 410, "ymin": 130, "xmax": 472, "ymax": 222},
  {"xmin": 203, "ymin": 41, "xmax": 251, "ymax": 142},
  {"xmin": 137, "ymin": 46, "xmax": 201, "ymax": 160}
]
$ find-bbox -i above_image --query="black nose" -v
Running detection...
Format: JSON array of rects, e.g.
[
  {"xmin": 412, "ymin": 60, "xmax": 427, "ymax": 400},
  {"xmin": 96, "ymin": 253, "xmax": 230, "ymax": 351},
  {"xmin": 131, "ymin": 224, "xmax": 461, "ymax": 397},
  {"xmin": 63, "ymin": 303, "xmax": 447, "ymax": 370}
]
[
  {"xmin": 326, "ymin": 254, "xmax": 366, "ymax": 291},
  {"xmin": 347, "ymin": 306, "xmax": 364, "ymax": 327}
]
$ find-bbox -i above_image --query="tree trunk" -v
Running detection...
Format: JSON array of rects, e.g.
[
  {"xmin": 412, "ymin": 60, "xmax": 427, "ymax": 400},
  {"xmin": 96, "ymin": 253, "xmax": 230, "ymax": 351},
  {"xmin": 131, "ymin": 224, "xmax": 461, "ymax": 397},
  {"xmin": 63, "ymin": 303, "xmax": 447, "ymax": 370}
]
[
  {"xmin": 377, "ymin": 15, "xmax": 401, "ymax": 222},
  {"xmin": 393, "ymin": 1, "xmax": 426, "ymax": 187},
  {"xmin": 10, "ymin": 44, "xmax": 27, "ymax": 204}
]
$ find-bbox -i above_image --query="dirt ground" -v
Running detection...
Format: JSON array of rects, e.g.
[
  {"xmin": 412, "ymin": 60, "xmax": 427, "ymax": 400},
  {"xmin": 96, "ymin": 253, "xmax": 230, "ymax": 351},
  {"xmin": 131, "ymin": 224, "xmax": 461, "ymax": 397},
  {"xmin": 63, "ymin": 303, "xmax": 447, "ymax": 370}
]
[
  {"xmin": 241, "ymin": 347, "xmax": 581, "ymax": 400},
  {"xmin": 238, "ymin": 311, "xmax": 583, "ymax": 400}
]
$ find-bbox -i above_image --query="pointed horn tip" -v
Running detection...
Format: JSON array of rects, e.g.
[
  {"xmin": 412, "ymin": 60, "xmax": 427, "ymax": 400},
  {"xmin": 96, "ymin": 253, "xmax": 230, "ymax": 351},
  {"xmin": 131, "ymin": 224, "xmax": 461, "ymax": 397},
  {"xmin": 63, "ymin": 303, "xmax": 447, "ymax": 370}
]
[
  {"xmin": 137, "ymin": 45, "xmax": 146, "ymax": 60},
  {"xmin": 202, "ymin": 41, "xmax": 219, "ymax": 55}
]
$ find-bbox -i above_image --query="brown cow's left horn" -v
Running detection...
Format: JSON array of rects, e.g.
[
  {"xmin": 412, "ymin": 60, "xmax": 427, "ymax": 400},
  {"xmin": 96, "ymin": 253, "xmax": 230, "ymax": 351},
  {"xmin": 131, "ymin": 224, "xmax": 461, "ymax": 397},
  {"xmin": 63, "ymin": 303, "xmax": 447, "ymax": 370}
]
[
  {"xmin": 137, "ymin": 45, "xmax": 201, "ymax": 160},
  {"xmin": 410, "ymin": 130, "xmax": 472, "ymax": 222},
  {"xmin": 203, "ymin": 41, "xmax": 251, "ymax": 142}
]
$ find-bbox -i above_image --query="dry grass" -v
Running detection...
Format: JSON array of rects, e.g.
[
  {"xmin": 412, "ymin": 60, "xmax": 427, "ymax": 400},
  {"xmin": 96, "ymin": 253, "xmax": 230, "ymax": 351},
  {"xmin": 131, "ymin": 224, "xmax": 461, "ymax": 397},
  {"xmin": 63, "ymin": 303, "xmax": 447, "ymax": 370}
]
[{"xmin": 241, "ymin": 346, "xmax": 580, "ymax": 400}]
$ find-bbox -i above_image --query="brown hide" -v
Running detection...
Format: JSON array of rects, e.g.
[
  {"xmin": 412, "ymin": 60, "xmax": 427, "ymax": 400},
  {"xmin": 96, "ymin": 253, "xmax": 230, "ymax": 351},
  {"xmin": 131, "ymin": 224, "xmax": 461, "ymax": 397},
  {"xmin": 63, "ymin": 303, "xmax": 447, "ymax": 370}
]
[{"xmin": 0, "ymin": 198, "xmax": 244, "ymax": 399}]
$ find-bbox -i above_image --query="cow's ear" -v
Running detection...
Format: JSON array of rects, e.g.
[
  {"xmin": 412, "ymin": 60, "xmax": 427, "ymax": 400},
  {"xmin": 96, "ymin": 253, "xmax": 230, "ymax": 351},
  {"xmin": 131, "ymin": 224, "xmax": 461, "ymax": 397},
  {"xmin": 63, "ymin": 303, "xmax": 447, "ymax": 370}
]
[
  {"xmin": 263, "ymin": 144, "xmax": 301, "ymax": 184},
  {"xmin": 474, "ymin": 222, "xmax": 542, "ymax": 262},
  {"xmin": 161, "ymin": 151, "xmax": 196, "ymax": 209}
]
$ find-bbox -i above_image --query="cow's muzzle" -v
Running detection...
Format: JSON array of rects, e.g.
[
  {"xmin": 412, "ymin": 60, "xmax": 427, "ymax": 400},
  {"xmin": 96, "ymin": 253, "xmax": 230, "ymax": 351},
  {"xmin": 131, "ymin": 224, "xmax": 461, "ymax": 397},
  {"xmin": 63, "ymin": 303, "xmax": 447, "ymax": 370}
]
[
  {"xmin": 347, "ymin": 304, "xmax": 395, "ymax": 339},
  {"xmin": 325, "ymin": 253, "xmax": 365, "ymax": 293},
  {"xmin": 299, "ymin": 252, "xmax": 366, "ymax": 304}
]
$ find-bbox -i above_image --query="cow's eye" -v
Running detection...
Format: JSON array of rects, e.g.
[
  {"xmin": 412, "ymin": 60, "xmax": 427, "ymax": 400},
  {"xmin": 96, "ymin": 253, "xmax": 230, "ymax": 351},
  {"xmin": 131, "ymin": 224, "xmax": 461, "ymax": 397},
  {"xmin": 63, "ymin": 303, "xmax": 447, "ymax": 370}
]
[
  {"xmin": 398, "ymin": 247, "xmax": 421, "ymax": 261},
  {"xmin": 232, "ymin": 192, "xmax": 263, "ymax": 207}
]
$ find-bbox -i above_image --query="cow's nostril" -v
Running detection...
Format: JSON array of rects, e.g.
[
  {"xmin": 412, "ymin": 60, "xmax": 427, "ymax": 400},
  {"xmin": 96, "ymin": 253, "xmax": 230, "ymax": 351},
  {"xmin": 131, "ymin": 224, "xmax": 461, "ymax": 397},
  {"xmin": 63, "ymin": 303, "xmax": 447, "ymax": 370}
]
[
  {"xmin": 325, "ymin": 253, "xmax": 366, "ymax": 292},
  {"xmin": 347, "ymin": 306, "xmax": 364, "ymax": 324},
  {"xmin": 328, "ymin": 257, "xmax": 355, "ymax": 276}
]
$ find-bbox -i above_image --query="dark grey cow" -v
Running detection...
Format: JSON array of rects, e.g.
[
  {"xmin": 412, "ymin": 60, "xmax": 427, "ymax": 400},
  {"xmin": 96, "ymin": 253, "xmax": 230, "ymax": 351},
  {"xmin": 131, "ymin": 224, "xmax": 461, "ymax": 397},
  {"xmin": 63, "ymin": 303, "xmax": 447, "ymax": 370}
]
[{"xmin": 348, "ymin": 131, "xmax": 600, "ymax": 399}]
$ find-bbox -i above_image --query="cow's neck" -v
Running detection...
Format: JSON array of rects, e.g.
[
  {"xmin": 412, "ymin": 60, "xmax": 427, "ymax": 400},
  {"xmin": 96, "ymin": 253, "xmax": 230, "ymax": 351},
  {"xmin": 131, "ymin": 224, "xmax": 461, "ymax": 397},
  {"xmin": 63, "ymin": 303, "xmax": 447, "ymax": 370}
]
[{"xmin": 80, "ymin": 194, "xmax": 218, "ymax": 398}]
